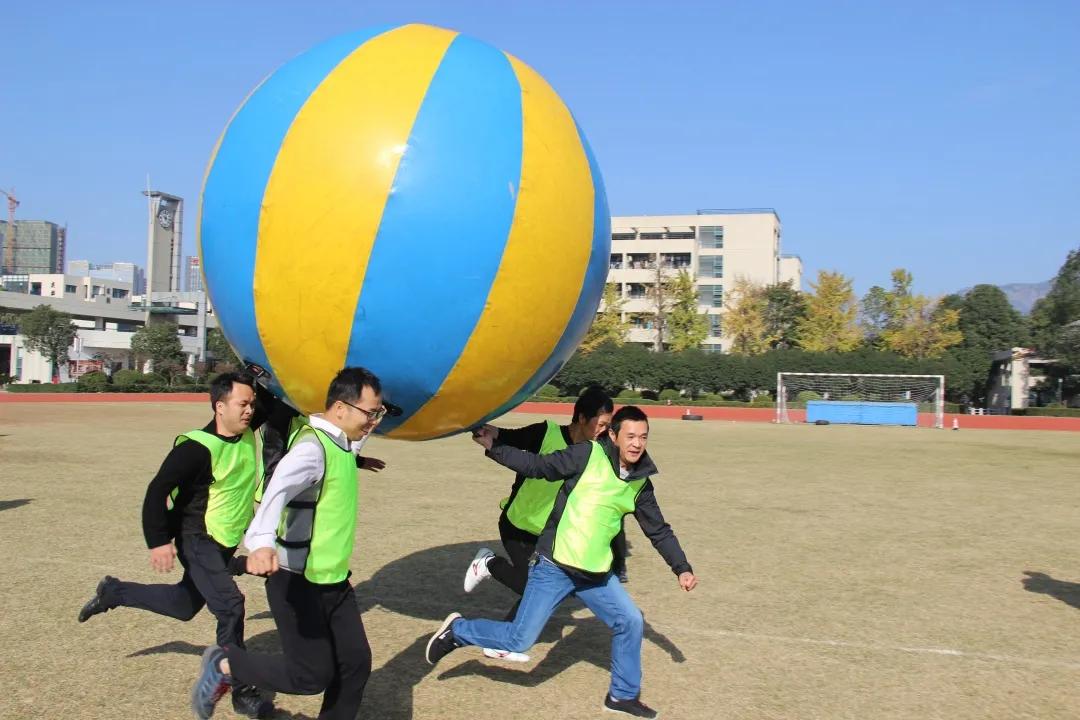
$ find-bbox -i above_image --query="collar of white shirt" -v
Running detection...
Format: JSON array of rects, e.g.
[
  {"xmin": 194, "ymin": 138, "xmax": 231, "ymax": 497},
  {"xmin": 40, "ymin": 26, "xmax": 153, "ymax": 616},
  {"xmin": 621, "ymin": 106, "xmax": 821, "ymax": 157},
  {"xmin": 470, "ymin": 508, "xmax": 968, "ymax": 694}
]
[{"xmin": 308, "ymin": 414, "xmax": 352, "ymax": 452}]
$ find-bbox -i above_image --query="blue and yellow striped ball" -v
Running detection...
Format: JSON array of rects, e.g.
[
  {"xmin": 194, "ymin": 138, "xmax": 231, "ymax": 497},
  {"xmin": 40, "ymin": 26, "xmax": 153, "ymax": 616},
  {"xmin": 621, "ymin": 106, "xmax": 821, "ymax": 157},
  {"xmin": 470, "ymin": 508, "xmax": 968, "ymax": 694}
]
[{"xmin": 198, "ymin": 24, "xmax": 610, "ymax": 440}]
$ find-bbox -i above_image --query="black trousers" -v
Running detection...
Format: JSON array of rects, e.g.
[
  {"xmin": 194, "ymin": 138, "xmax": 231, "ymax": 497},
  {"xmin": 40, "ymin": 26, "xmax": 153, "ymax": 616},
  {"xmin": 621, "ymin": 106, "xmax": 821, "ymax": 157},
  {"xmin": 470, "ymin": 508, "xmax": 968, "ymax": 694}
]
[
  {"xmin": 111, "ymin": 533, "xmax": 245, "ymax": 648},
  {"xmin": 226, "ymin": 570, "xmax": 372, "ymax": 720},
  {"xmin": 488, "ymin": 513, "xmax": 539, "ymax": 596},
  {"xmin": 488, "ymin": 513, "xmax": 629, "ymax": 596}
]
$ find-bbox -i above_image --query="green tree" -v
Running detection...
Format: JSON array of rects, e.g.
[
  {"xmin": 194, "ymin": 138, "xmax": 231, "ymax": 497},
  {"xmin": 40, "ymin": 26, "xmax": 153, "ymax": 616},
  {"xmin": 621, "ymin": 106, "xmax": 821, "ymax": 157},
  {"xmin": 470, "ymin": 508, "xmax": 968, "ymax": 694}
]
[
  {"xmin": 722, "ymin": 277, "xmax": 773, "ymax": 355},
  {"xmin": 763, "ymin": 281, "xmax": 806, "ymax": 349},
  {"xmin": 580, "ymin": 283, "xmax": 629, "ymax": 353},
  {"xmin": 858, "ymin": 285, "xmax": 891, "ymax": 346},
  {"xmin": 1031, "ymin": 248, "xmax": 1080, "ymax": 351},
  {"xmin": 666, "ymin": 270, "xmax": 708, "ymax": 351},
  {"xmin": 797, "ymin": 271, "xmax": 861, "ymax": 353},
  {"xmin": 19, "ymin": 304, "xmax": 77, "ymax": 382},
  {"xmin": 131, "ymin": 321, "xmax": 185, "ymax": 380},
  {"xmin": 206, "ymin": 327, "xmax": 241, "ymax": 369}
]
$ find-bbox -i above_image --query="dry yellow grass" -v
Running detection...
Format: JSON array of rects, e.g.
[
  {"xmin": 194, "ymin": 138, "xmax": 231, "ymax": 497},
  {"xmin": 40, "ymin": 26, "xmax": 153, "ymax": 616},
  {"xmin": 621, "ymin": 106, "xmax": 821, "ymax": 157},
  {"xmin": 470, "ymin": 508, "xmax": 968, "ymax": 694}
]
[{"xmin": 1, "ymin": 402, "xmax": 1079, "ymax": 719}]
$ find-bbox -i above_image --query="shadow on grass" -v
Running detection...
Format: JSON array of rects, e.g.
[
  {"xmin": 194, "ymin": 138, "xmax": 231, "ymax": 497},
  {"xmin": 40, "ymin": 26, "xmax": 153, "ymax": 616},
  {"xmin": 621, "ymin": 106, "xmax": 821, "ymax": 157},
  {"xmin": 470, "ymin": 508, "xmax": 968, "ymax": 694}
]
[
  {"xmin": 0, "ymin": 498, "xmax": 32, "ymax": 512},
  {"xmin": 1022, "ymin": 571, "xmax": 1080, "ymax": 610},
  {"xmin": 132, "ymin": 540, "xmax": 684, "ymax": 719}
]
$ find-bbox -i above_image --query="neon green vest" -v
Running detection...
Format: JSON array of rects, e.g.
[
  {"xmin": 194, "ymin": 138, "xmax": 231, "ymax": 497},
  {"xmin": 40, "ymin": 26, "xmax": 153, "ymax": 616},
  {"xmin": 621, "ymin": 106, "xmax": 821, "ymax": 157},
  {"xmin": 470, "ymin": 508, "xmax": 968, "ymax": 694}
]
[
  {"xmin": 173, "ymin": 428, "xmax": 259, "ymax": 548},
  {"xmin": 552, "ymin": 441, "xmax": 647, "ymax": 574},
  {"xmin": 285, "ymin": 425, "xmax": 358, "ymax": 585},
  {"xmin": 504, "ymin": 421, "xmax": 569, "ymax": 535}
]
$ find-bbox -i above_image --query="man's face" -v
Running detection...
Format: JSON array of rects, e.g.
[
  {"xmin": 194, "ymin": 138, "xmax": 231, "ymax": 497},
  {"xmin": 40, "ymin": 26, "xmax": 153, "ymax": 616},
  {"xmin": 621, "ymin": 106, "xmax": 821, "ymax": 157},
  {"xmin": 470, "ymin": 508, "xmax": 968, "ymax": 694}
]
[
  {"xmin": 337, "ymin": 385, "xmax": 385, "ymax": 442},
  {"xmin": 580, "ymin": 411, "xmax": 613, "ymax": 440},
  {"xmin": 216, "ymin": 382, "xmax": 255, "ymax": 436},
  {"xmin": 609, "ymin": 419, "xmax": 648, "ymax": 468}
]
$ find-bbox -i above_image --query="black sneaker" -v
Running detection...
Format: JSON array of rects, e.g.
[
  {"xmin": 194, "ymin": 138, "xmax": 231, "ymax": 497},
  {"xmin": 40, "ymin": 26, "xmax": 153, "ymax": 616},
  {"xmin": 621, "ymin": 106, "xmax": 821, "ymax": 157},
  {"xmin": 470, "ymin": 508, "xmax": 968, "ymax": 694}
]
[
  {"xmin": 231, "ymin": 683, "xmax": 272, "ymax": 719},
  {"xmin": 425, "ymin": 612, "xmax": 463, "ymax": 665},
  {"xmin": 603, "ymin": 694, "xmax": 659, "ymax": 718},
  {"xmin": 191, "ymin": 645, "xmax": 231, "ymax": 719},
  {"xmin": 77, "ymin": 576, "xmax": 117, "ymax": 623},
  {"xmin": 617, "ymin": 569, "xmax": 629, "ymax": 584}
]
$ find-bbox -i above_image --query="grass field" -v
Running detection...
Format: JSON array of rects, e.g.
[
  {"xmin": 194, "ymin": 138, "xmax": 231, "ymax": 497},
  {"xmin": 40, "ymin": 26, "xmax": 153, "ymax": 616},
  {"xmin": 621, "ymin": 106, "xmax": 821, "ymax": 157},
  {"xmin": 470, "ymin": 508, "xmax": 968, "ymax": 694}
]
[{"xmin": 2, "ymin": 402, "xmax": 1079, "ymax": 720}]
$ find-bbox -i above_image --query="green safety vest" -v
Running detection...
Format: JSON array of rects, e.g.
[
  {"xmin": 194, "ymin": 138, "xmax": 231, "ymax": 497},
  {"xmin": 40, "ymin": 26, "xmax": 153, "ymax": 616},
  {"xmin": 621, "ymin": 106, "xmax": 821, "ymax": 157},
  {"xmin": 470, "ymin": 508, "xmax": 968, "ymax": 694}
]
[
  {"xmin": 504, "ymin": 420, "xmax": 568, "ymax": 535},
  {"xmin": 173, "ymin": 428, "xmax": 259, "ymax": 548},
  {"xmin": 552, "ymin": 441, "xmax": 647, "ymax": 574},
  {"xmin": 280, "ymin": 425, "xmax": 358, "ymax": 585}
]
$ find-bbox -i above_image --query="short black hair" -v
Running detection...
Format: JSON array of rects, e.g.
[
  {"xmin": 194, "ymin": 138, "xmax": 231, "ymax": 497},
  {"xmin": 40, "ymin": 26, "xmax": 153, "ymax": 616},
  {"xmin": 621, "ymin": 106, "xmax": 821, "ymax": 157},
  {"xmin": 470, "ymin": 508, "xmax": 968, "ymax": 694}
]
[
  {"xmin": 573, "ymin": 385, "xmax": 614, "ymax": 423},
  {"xmin": 210, "ymin": 371, "xmax": 256, "ymax": 409},
  {"xmin": 325, "ymin": 366, "xmax": 382, "ymax": 410},
  {"xmin": 610, "ymin": 405, "xmax": 649, "ymax": 436}
]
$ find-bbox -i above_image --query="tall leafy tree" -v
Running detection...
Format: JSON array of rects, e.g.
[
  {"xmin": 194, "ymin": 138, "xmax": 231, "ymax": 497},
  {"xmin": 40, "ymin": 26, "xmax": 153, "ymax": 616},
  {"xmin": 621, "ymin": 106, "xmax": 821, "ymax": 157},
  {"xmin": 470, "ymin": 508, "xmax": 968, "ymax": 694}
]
[
  {"xmin": 882, "ymin": 295, "xmax": 963, "ymax": 359},
  {"xmin": 1031, "ymin": 248, "xmax": 1080, "ymax": 351},
  {"xmin": 666, "ymin": 270, "xmax": 708, "ymax": 351},
  {"xmin": 131, "ymin": 321, "xmax": 185, "ymax": 379},
  {"xmin": 206, "ymin": 328, "xmax": 241, "ymax": 369},
  {"xmin": 763, "ymin": 281, "xmax": 806, "ymax": 349},
  {"xmin": 723, "ymin": 277, "xmax": 773, "ymax": 355},
  {"xmin": 797, "ymin": 270, "xmax": 861, "ymax": 353},
  {"xmin": 859, "ymin": 285, "xmax": 891, "ymax": 346},
  {"xmin": 18, "ymin": 304, "xmax": 77, "ymax": 382},
  {"xmin": 580, "ymin": 283, "xmax": 629, "ymax": 353}
]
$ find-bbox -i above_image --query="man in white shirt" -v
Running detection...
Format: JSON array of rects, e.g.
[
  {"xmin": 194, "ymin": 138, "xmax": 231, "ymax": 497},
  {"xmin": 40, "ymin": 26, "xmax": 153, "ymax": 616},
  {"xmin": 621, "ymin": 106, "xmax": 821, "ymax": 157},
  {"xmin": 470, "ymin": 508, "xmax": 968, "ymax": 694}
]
[{"xmin": 191, "ymin": 367, "xmax": 388, "ymax": 720}]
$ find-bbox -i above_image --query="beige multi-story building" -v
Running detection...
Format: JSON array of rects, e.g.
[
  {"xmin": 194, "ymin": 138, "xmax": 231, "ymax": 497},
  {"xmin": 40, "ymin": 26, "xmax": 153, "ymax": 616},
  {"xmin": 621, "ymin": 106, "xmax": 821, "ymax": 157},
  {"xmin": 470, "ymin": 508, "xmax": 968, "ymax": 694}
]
[{"xmin": 605, "ymin": 209, "xmax": 799, "ymax": 351}]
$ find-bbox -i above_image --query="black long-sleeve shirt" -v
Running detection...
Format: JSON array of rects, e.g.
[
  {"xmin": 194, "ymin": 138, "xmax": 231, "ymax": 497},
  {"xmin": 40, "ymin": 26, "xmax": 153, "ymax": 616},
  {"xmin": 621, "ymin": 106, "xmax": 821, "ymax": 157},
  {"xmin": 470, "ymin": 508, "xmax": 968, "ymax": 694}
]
[
  {"xmin": 486, "ymin": 436, "xmax": 692, "ymax": 583},
  {"xmin": 140, "ymin": 385, "xmax": 275, "ymax": 548}
]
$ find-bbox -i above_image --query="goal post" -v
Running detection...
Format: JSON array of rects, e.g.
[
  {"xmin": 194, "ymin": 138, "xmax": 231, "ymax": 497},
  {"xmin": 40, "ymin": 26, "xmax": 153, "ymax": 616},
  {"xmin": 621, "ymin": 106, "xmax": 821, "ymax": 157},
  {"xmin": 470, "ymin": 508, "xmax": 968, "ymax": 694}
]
[{"xmin": 776, "ymin": 372, "xmax": 946, "ymax": 429}]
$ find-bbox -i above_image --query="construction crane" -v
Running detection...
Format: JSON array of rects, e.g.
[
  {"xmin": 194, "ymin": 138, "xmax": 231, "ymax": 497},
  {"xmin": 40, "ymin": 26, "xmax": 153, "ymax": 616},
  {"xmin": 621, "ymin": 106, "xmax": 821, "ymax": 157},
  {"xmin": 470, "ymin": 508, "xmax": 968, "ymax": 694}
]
[{"xmin": 0, "ymin": 187, "xmax": 17, "ymax": 274}]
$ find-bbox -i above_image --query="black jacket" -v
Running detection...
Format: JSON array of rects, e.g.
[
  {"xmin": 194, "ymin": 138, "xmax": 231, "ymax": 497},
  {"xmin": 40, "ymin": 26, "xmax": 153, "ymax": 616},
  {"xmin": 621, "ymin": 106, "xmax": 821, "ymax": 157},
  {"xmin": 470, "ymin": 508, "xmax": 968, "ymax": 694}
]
[
  {"xmin": 141, "ymin": 385, "xmax": 276, "ymax": 548},
  {"xmin": 486, "ymin": 436, "xmax": 692, "ymax": 583}
]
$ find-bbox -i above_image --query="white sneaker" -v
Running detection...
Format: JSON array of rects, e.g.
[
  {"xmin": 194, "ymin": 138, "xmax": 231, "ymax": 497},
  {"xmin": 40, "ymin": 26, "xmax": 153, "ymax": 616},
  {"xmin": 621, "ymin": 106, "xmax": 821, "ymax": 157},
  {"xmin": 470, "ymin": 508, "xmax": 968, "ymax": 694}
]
[
  {"xmin": 482, "ymin": 647, "xmax": 531, "ymax": 663},
  {"xmin": 463, "ymin": 547, "xmax": 495, "ymax": 593}
]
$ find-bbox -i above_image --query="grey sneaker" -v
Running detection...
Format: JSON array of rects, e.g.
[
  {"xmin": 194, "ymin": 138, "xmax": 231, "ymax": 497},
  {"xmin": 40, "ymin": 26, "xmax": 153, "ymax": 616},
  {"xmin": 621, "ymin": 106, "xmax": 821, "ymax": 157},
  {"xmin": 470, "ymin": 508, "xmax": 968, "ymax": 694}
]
[{"xmin": 191, "ymin": 646, "xmax": 231, "ymax": 719}]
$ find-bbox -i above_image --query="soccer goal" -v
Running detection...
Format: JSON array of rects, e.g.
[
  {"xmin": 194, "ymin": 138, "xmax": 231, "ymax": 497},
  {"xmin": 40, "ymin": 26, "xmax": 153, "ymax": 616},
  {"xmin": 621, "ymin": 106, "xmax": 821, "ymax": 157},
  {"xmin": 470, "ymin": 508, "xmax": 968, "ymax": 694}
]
[{"xmin": 776, "ymin": 372, "xmax": 946, "ymax": 429}]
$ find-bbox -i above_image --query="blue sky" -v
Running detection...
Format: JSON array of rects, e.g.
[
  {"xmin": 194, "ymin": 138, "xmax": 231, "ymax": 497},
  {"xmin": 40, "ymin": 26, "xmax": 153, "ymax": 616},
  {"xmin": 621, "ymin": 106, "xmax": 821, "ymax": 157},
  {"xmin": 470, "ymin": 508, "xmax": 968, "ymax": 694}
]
[{"xmin": 3, "ymin": 0, "xmax": 1077, "ymax": 296}]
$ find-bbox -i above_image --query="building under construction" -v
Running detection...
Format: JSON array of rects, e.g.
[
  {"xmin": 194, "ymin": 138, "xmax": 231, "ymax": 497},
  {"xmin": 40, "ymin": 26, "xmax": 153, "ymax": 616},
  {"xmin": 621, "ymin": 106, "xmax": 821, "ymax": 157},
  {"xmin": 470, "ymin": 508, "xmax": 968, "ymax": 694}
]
[{"xmin": 1, "ymin": 220, "xmax": 65, "ymax": 275}]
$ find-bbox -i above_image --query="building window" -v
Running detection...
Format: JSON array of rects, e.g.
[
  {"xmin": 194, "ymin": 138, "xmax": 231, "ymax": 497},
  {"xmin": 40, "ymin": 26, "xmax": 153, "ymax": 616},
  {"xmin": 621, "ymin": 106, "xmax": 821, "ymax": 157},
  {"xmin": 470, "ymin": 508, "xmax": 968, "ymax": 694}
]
[
  {"xmin": 698, "ymin": 255, "xmax": 723, "ymax": 278},
  {"xmin": 698, "ymin": 225, "xmax": 724, "ymax": 249},
  {"xmin": 65, "ymin": 284, "xmax": 77, "ymax": 293},
  {"xmin": 112, "ymin": 288, "xmax": 128, "ymax": 299},
  {"xmin": 710, "ymin": 315, "xmax": 723, "ymax": 337},
  {"xmin": 639, "ymin": 232, "xmax": 664, "ymax": 240},
  {"xmin": 661, "ymin": 253, "xmax": 691, "ymax": 270},
  {"xmin": 628, "ymin": 253, "xmax": 656, "ymax": 270},
  {"xmin": 611, "ymin": 232, "xmax": 636, "ymax": 241},
  {"xmin": 628, "ymin": 283, "xmax": 648, "ymax": 300},
  {"xmin": 698, "ymin": 285, "xmax": 724, "ymax": 308},
  {"xmin": 609, "ymin": 254, "xmax": 623, "ymax": 270}
]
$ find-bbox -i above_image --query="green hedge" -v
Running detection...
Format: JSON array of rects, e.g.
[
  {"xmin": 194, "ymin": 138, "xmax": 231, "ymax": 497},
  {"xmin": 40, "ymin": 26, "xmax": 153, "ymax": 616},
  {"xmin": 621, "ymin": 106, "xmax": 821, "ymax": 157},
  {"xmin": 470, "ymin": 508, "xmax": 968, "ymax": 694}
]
[
  {"xmin": 1012, "ymin": 407, "xmax": 1080, "ymax": 418},
  {"xmin": 5, "ymin": 382, "xmax": 79, "ymax": 393},
  {"xmin": 6, "ymin": 383, "xmax": 208, "ymax": 394}
]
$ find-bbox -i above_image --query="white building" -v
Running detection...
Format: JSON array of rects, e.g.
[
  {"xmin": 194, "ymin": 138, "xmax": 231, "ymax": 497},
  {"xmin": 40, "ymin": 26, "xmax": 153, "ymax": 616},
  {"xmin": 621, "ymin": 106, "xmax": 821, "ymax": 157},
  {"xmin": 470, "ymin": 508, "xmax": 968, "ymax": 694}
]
[
  {"xmin": 67, "ymin": 260, "xmax": 146, "ymax": 294},
  {"xmin": 606, "ymin": 209, "xmax": 799, "ymax": 351}
]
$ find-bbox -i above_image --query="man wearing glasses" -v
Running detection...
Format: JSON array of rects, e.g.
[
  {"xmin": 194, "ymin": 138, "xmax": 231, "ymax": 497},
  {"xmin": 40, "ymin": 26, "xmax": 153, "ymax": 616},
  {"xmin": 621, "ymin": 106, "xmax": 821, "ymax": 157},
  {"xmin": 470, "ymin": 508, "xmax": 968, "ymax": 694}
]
[{"xmin": 191, "ymin": 366, "xmax": 389, "ymax": 720}]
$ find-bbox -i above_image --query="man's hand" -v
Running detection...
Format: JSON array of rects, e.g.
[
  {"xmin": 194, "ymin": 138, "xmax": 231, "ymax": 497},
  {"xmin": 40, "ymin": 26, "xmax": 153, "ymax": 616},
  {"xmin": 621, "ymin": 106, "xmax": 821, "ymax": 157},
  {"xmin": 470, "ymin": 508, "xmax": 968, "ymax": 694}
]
[
  {"xmin": 472, "ymin": 425, "xmax": 496, "ymax": 450},
  {"xmin": 149, "ymin": 543, "xmax": 176, "ymax": 573},
  {"xmin": 678, "ymin": 572, "xmax": 697, "ymax": 592},
  {"xmin": 247, "ymin": 547, "xmax": 279, "ymax": 576},
  {"xmin": 358, "ymin": 456, "xmax": 386, "ymax": 472}
]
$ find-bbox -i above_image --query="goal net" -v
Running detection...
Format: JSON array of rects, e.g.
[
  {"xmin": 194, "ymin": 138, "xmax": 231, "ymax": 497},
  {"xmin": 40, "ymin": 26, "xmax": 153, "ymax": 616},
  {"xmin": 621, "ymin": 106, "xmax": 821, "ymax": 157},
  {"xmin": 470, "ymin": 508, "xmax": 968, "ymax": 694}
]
[{"xmin": 776, "ymin": 372, "xmax": 945, "ymax": 429}]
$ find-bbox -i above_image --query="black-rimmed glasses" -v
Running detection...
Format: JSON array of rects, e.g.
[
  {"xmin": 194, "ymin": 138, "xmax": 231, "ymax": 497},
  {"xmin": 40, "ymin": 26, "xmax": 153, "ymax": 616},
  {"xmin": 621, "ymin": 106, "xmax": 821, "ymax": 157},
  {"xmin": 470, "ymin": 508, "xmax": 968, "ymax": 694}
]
[{"xmin": 339, "ymin": 399, "xmax": 388, "ymax": 424}]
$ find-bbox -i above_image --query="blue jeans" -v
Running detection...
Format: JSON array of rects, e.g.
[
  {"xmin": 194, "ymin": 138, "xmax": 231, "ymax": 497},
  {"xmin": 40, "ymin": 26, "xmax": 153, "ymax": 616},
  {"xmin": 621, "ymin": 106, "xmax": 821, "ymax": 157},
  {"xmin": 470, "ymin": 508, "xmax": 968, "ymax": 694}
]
[{"xmin": 451, "ymin": 555, "xmax": 644, "ymax": 700}]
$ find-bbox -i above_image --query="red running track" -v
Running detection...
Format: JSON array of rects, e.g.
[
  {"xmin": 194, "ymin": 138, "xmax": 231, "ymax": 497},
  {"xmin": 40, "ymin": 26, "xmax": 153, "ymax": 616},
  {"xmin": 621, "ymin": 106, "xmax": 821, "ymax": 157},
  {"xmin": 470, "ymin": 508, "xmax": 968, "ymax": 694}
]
[{"xmin": 2, "ymin": 394, "xmax": 1078, "ymax": 432}]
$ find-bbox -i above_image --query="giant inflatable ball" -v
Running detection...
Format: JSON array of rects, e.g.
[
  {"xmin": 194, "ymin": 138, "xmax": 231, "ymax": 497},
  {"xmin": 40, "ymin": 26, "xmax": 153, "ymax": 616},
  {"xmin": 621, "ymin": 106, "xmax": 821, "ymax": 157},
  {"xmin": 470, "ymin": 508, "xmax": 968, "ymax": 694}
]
[{"xmin": 199, "ymin": 24, "xmax": 610, "ymax": 440}]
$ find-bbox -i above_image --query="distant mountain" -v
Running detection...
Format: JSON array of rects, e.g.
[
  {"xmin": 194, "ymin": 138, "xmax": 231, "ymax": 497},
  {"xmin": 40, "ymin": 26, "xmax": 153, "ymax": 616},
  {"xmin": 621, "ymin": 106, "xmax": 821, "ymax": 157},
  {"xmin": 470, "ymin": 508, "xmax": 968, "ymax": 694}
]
[{"xmin": 956, "ymin": 281, "xmax": 1052, "ymax": 314}]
